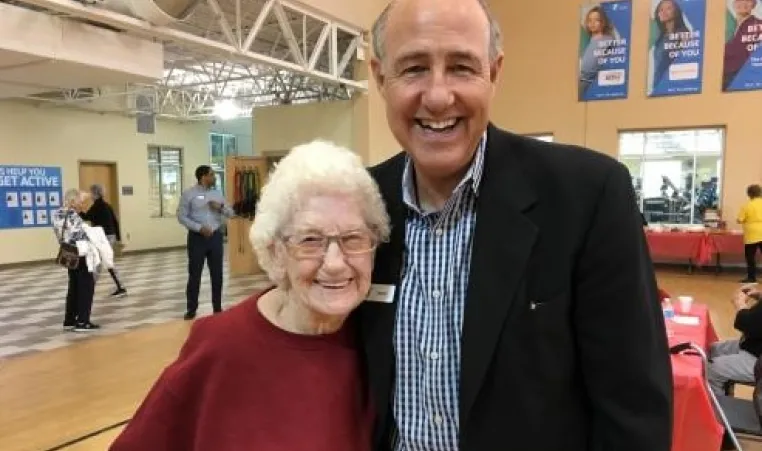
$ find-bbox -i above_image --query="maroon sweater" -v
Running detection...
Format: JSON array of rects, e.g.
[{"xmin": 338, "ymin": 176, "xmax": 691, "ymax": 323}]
[{"xmin": 110, "ymin": 290, "xmax": 373, "ymax": 451}]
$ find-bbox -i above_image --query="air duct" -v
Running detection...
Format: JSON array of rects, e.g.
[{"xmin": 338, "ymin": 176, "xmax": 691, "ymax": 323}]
[{"xmin": 97, "ymin": 0, "xmax": 201, "ymax": 26}]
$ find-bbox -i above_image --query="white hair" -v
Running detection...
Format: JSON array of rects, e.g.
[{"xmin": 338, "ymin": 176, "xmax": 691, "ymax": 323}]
[
  {"xmin": 249, "ymin": 140, "xmax": 391, "ymax": 286},
  {"xmin": 64, "ymin": 189, "xmax": 83, "ymax": 206}
]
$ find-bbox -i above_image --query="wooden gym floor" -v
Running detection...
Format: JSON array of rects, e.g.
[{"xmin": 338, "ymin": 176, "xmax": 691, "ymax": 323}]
[{"xmin": 1, "ymin": 265, "xmax": 761, "ymax": 451}]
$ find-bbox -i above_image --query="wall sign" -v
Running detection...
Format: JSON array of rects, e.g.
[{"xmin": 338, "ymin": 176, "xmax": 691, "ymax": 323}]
[
  {"xmin": 646, "ymin": 0, "xmax": 706, "ymax": 97},
  {"xmin": 0, "ymin": 165, "xmax": 63, "ymax": 229},
  {"xmin": 578, "ymin": 1, "xmax": 633, "ymax": 101}
]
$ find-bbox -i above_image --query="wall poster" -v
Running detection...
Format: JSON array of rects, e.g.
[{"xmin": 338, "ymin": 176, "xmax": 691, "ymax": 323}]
[
  {"xmin": 0, "ymin": 166, "xmax": 63, "ymax": 230},
  {"xmin": 578, "ymin": 1, "xmax": 633, "ymax": 101}
]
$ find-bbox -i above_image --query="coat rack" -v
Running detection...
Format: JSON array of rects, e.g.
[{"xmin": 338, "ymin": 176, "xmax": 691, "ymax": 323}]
[{"xmin": 225, "ymin": 156, "xmax": 269, "ymax": 276}]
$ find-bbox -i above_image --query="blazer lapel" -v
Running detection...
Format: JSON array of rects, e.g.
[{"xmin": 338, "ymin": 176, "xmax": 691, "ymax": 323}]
[
  {"xmin": 460, "ymin": 126, "xmax": 539, "ymax": 425},
  {"xmin": 361, "ymin": 154, "xmax": 406, "ymax": 428}
]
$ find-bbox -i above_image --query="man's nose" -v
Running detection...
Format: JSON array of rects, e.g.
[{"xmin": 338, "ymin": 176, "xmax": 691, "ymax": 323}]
[{"xmin": 421, "ymin": 71, "xmax": 455, "ymax": 113}]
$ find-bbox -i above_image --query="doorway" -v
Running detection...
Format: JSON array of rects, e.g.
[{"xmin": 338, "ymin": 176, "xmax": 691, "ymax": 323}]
[{"xmin": 79, "ymin": 162, "xmax": 119, "ymax": 217}]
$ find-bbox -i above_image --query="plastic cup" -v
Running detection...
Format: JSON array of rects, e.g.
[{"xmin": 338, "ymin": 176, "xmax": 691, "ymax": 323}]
[{"xmin": 678, "ymin": 296, "xmax": 693, "ymax": 313}]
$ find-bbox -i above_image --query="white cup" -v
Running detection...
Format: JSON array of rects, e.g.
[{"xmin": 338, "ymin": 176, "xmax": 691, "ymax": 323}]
[{"xmin": 678, "ymin": 296, "xmax": 693, "ymax": 313}]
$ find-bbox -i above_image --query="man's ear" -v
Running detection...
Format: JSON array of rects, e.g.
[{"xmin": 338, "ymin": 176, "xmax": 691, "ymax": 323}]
[
  {"xmin": 370, "ymin": 57, "xmax": 386, "ymax": 98},
  {"xmin": 489, "ymin": 52, "xmax": 504, "ymax": 85}
]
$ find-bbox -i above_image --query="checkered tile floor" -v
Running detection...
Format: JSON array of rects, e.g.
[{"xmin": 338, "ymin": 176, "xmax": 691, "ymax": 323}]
[{"xmin": 0, "ymin": 248, "xmax": 271, "ymax": 360}]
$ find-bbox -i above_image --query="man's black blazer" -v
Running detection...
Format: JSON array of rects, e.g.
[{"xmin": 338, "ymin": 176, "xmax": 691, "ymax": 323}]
[{"xmin": 357, "ymin": 124, "xmax": 673, "ymax": 451}]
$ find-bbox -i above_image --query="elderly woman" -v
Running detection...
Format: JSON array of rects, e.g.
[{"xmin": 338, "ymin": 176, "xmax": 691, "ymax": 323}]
[
  {"xmin": 109, "ymin": 140, "xmax": 389, "ymax": 451},
  {"xmin": 80, "ymin": 184, "xmax": 127, "ymax": 297},
  {"xmin": 52, "ymin": 189, "xmax": 100, "ymax": 332}
]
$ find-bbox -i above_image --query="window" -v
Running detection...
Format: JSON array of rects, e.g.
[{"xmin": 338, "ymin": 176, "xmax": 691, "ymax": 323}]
[
  {"xmin": 148, "ymin": 146, "xmax": 183, "ymax": 218},
  {"xmin": 210, "ymin": 133, "xmax": 238, "ymax": 194},
  {"xmin": 526, "ymin": 134, "xmax": 554, "ymax": 142},
  {"xmin": 619, "ymin": 128, "xmax": 723, "ymax": 225}
]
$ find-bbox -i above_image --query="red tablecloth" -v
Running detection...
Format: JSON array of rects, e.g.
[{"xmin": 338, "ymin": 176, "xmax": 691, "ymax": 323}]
[
  {"xmin": 668, "ymin": 303, "xmax": 723, "ymax": 451},
  {"xmin": 646, "ymin": 231, "xmax": 705, "ymax": 261},
  {"xmin": 710, "ymin": 233, "xmax": 745, "ymax": 256},
  {"xmin": 646, "ymin": 231, "xmax": 745, "ymax": 266}
]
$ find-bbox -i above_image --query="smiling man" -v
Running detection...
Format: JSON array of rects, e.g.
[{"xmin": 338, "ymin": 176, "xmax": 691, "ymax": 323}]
[{"xmin": 356, "ymin": 0, "xmax": 673, "ymax": 450}]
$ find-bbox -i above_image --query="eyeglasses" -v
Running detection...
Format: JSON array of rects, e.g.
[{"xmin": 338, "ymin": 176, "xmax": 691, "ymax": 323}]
[{"xmin": 282, "ymin": 230, "xmax": 378, "ymax": 258}]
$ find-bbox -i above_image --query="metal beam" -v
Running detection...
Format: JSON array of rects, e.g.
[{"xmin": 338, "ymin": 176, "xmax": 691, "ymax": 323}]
[
  {"xmin": 272, "ymin": 0, "xmax": 306, "ymax": 66},
  {"xmin": 243, "ymin": 0, "xmax": 275, "ymax": 52},
  {"xmin": 308, "ymin": 24, "xmax": 330, "ymax": 71},
  {"xmin": 13, "ymin": 0, "xmax": 366, "ymax": 90},
  {"xmin": 279, "ymin": 0, "xmax": 363, "ymax": 35},
  {"xmin": 205, "ymin": 0, "xmax": 236, "ymax": 48},
  {"xmin": 330, "ymin": 24, "xmax": 338, "ymax": 80},
  {"xmin": 337, "ymin": 36, "xmax": 359, "ymax": 77},
  {"xmin": 235, "ymin": 0, "xmax": 242, "ymax": 48}
]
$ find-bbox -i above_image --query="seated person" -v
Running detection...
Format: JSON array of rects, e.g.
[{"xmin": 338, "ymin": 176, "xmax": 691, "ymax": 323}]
[
  {"xmin": 708, "ymin": 284, "xmax": 762, "ymax": 395},
  {"xmin": 109, "ymin": 140, "xmax": 390, "ymax": 451}
]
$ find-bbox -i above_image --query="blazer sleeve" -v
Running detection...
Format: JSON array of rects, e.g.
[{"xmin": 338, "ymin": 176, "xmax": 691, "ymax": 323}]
[
  {"xmin": 573, "ymin": 163, "xmax": 673, "ymax": 451},
  {"xmin": 109, "ymin": 204, "xmax": 122, "ymax": 241}
]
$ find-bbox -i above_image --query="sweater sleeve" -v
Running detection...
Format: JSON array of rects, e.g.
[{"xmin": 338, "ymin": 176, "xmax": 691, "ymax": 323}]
[
  {"xmin": 109, "ymin": 319, "xmax": 214, "ymax": 451},
  {"xmin": 108, "ymin": 374, "xmax": 191, "ymax": 451}
]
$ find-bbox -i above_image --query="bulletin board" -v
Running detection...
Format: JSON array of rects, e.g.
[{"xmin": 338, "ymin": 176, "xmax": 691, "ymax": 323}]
[{"xmin": 0, "ymin": 165, "xmax": 63, "ymax": 229}]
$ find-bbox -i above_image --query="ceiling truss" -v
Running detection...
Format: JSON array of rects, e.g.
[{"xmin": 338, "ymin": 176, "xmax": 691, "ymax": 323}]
[{"xmin": 10, "ymin": 0, "xmax": 369, "ymax": 119}]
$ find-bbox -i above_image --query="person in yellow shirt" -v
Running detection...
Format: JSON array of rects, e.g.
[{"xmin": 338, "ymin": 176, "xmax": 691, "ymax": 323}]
[{"xmin": 738, "ymin": 184, "xmax": 762, "ymax": 282}]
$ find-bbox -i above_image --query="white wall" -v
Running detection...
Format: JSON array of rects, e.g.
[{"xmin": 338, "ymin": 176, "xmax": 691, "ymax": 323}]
[
  {"xmin": 0, "ymin": 101, "xmax": 210, "ymax": 265},
  {"xmin": 252, "ymin": 100, "xmax": 355, "ymax": 154},
  {"xmin": 210, "ymin": 116, "xmax": 253, "ymax": 155}
]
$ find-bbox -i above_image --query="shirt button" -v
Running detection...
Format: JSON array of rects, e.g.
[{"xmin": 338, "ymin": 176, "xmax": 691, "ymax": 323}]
[
  {"xmin": 430, "ymin": 351, "xmax": 439, "ymax": 360},
  {"xmin": 433, "ymin": 415, "xmax": 443, "ymax": 425},
  {"xmin": 435, "ymin": 228, "xmax": 443, "ymax": 236},
  {"xmin": 432, "ymin": 290, "xmax": 441, "ymax": 299}
]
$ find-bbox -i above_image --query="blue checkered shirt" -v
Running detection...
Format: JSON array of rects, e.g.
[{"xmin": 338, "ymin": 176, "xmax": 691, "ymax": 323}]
[{"xmin": 392, "ymin": 135, "xmax": 486, "ymax": 450}]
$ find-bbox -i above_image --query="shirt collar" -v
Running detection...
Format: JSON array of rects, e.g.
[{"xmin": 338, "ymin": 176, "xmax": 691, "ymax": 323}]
[{"xmin": 402, "ymin": 132, "xmax": 487, "ymax": 212}]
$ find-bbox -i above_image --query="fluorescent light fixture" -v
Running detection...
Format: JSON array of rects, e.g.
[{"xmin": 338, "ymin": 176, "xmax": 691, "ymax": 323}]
[{"xmin": 213, "ymin": 99, "xmax": 241, "ymax": 120}]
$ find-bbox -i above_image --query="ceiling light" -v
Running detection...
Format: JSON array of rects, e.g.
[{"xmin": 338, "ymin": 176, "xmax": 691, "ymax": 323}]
[{"xmin": 213, "ymin": 99, "xmax": 241, "ymax": 120}]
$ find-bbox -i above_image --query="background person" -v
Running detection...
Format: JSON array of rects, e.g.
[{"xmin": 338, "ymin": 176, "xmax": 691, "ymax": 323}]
[
  {"xmin": 708, "ymin": 284, "xmax": 762, "ymax": 395},
  {"xmin": 52, "ymin": 189, "xmax": 100, "ymax": 332},
  {"xmin": 737, "ymin": 183, "xmax": 762, "ymax": 283},
  {"xmin": 109, "ymin": 140, "xmax": 389, "ymax": 451},
  {"xmin": 177, "ymin": 165, "xmax": 235, "ymax": 320},
  {"xmin": 80, "ymin": 184, "xmax": 127, "ymax": 297}
]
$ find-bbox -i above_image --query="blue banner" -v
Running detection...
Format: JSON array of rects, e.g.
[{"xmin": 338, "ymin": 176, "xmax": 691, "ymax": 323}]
[
  {"xmin": 0, "ymin": 165, "xmax": 63, "ymax": 229},
  {"xmin": 578, "ymin": 1, "xmax": 632, "ymax": 101},
  {"xmin": 723, "ymin": 0, "xmax": 762, "ymax": 91},
  {"xmin": 647, "ymin": 0, "xmax": 706, "ymax": 97}
]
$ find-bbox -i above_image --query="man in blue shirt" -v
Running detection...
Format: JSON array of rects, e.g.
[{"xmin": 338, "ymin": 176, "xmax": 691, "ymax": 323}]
[{"xmin": 177, "ymin": 165, "xmax": 235, "ymax": 320}]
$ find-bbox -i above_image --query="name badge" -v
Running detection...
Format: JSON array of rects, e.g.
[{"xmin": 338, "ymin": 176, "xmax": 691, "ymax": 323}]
[
  {"xmin": 195, "ymin": 194, "xmax": 205, "ymax": 199},
  {"xmin": 367, "ymin": 284, "xmax": 396, "ymax": 303}
]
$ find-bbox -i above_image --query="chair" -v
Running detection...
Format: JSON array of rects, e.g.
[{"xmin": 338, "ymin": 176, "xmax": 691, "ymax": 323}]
[{"xmin": 669, "ymin": 343, "xmax": 762, "ymax": 451}]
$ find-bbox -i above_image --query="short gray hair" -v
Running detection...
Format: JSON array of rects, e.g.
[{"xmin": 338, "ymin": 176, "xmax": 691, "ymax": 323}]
[
  {"xmin": 249, "ymin": 140, "xmax": 391, "ymax": 286},
  {"xmin": 90, "ymin": 184, "xmax": 104, "ymax": 199},
  {"xmin": 371, "ymin": 0, "xmax": 503, "ymax": 62}
]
